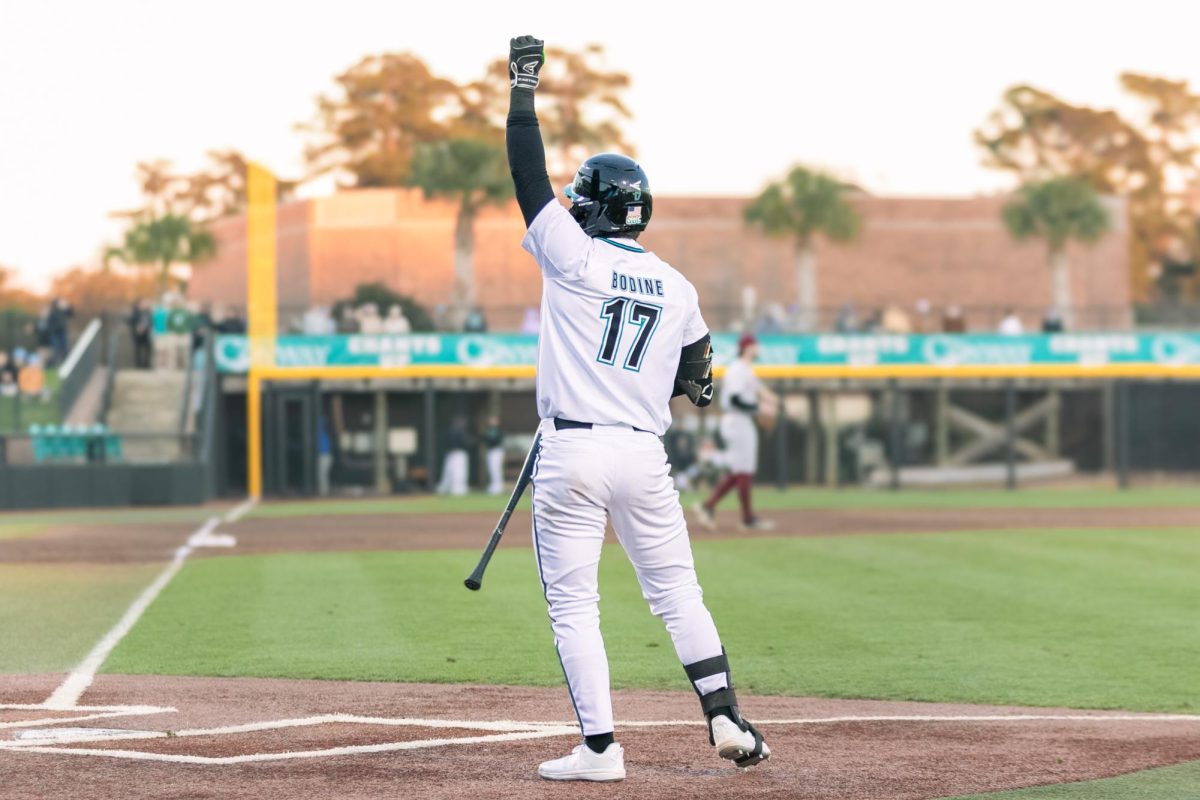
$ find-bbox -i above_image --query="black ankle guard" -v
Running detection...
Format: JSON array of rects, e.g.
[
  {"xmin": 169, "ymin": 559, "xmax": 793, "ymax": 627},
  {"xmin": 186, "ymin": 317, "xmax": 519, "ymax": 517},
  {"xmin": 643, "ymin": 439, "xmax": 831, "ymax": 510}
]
[{"xmin": 683, "ymin": 651, "xmax": 741, "ymax": 745}]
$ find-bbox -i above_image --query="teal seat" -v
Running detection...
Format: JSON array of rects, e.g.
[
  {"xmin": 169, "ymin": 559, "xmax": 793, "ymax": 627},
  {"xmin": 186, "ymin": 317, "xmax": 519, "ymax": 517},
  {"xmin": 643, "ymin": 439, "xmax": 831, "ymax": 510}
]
[
  {"xmin": 42, "ymin": 424, "xmax": 63, "ymax": 462},
  {"xmin": 28, "ymin": 424, "xmax": 46, "ymax": 463}
]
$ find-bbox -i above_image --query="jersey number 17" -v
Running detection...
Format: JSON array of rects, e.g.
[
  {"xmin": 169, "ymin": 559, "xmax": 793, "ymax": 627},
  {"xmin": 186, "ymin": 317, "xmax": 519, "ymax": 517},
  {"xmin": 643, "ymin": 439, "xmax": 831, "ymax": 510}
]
[{"xmin": 596, "ymin": 297, "xmax": 662, "ymax": 372}]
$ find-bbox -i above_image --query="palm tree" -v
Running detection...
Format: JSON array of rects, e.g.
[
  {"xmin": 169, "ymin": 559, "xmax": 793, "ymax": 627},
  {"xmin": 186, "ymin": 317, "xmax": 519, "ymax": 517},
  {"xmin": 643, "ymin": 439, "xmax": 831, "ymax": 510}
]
[
  {"xmin": 408, "ymin": 138, "xmax": 512, "ymax": 316},
  {"xmin": 108, "ymin": 214, "xmax": 216, "ymax": 291},
  {"xmin": 744, "ymin": 166, "xmax": 861, "ymax": 330},
  {"xmin": 1002, "ymin": 177, "xmax": 1111, "ymax": 328}
]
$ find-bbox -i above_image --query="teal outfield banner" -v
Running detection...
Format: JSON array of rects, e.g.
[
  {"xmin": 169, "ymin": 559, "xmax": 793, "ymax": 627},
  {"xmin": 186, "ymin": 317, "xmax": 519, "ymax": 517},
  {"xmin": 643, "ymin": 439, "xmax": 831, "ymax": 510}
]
[{"xmin": 214, "ymin": 332, "xmax": 1200, "ymax": 374}]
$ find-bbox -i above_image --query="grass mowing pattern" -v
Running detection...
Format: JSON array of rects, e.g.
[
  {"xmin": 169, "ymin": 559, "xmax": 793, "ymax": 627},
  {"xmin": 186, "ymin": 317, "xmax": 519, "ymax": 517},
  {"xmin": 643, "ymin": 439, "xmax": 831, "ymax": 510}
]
[
  {"xmin": 105, "ymin": 528, "xmax": 1200, "ymax": 713},
  {"xmin": 0, "ymin": 507, "xmax": 226, "ymax": 528},
  {"xmin": 0, "ymin": 563, "xmax": 160, "ymax": 673},
  {"xmin": 942, "ymin": 758, "xmax": 1200, "ymax": 799},
  {"xmin": 0, "ymin": 523, "xmax": 47, "ymax": 541},
  {"xmin": 246, "ymin": 485, "xmax": 1200, "ymax": 519}
]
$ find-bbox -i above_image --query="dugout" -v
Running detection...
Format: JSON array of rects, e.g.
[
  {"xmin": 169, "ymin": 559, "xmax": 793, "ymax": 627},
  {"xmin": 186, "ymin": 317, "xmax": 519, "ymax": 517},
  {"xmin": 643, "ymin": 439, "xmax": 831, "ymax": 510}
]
[
  {"xmin": 215, "ymin": 376, "xmax": 539, "ymax": 497},
  {"xmin": 209, "ymin": 373, "xmax": 1200, "ymax": 500}
]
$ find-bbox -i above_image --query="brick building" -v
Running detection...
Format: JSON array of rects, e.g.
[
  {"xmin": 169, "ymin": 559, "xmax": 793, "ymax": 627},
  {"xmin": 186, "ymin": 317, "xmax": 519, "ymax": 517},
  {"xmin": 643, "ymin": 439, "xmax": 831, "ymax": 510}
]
[{"xmin": 189, "ymin": 188, "xmax": 1131, "ymax": 331}]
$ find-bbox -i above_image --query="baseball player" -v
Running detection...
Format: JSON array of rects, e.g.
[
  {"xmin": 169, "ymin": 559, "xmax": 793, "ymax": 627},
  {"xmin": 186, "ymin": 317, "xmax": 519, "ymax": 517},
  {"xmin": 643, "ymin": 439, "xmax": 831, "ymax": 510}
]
[
  {"xmin": 482, "ymin": 415, "xmax": 505, "ymax": 495},
  {"xmin": 694, "ymin": 333, "xmax": 778, "ymax": 531},
  {"xmin": 506, "ymin": 36, "xmax": 770, "ymax": 782}
]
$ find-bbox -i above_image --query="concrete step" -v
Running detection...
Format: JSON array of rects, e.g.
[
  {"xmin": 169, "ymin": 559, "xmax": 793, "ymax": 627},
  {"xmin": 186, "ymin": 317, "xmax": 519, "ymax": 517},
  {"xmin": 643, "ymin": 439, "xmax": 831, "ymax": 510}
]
[{"xmin": 106, "ymin": 369, "xmax": 188, "ymax": 440}]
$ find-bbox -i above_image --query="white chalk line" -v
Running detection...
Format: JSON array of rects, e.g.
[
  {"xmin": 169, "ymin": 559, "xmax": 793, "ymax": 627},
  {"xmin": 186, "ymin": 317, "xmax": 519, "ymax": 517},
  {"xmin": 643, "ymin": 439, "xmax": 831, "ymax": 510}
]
[
  {"xmin": 223, "ymin": 497, "xmax": 257, "ymax": 524},
  {"xmin": 42, "ymin": 515, "xmax": 228, "ymax": 710},
  {"xmin": 0, "ymin": 708, "xmax": 177, "ymax": 731},
  {"xmin": 2, "ymin": 728, "xmax": 582, "ymax": 765},
  {"xmin": 2, "ymin": 712, "xmax": 1198, "ymax": 765},
  {"xmin": 0, "ymin": 705, "xmax": 172, "ymax": 713}
]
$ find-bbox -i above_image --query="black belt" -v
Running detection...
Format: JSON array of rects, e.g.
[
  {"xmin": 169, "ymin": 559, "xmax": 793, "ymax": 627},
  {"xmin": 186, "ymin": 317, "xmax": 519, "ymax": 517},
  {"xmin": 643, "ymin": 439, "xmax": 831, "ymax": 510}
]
[{"xmin": 554, "ymin": 417, "xmax": 652, "ymax": 434}]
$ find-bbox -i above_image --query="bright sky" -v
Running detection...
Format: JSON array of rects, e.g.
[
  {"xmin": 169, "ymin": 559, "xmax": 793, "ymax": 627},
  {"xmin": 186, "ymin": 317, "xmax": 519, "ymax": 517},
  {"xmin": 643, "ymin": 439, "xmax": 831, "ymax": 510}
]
[{"xmin": 3, "ymin": 0, "xmax": 1200, "ymax": 289}]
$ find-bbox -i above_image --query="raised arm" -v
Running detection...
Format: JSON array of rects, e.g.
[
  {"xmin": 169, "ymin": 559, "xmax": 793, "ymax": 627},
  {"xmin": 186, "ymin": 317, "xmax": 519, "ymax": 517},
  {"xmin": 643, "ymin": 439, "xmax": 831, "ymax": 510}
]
[{"xmin": 506, "ymin": 36, "xmax": 554, "ymax": 228}]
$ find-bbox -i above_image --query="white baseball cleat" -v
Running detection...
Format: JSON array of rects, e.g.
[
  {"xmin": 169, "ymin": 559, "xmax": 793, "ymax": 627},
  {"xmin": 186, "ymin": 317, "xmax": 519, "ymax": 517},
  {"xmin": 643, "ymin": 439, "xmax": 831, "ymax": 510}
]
[
  {"xmin": 738, "ymin": 516, "xmax": 776, "ymax": 532},
  {"xmin": 537, "ymin": 742, "xmax": 626, "ymax": 782},
  {"xmin": 692, "ymin": 502, "xmax": 717, "ymax": 531},
  {"xmin": 711, "ymin": 714, "xmax": 771, "ymax": 767}
]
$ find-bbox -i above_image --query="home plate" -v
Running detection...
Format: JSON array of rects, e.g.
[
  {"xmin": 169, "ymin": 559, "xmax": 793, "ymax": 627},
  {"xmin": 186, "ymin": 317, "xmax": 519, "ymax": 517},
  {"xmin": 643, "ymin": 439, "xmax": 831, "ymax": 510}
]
[{"xmin": 15, "ymin": 728, "xmax": 147, "ymax": 741}]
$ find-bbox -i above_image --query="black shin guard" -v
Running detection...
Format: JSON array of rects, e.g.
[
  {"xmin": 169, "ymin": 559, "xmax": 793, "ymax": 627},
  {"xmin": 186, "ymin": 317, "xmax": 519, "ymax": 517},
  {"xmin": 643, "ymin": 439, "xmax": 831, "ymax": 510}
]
[
  {"xmin": 683, "ymin": 651, "xmax": 740, "ymax": 744},
  {"xmin": 683, "ymin": 650, "xmax": 767, "ymax": 765}
]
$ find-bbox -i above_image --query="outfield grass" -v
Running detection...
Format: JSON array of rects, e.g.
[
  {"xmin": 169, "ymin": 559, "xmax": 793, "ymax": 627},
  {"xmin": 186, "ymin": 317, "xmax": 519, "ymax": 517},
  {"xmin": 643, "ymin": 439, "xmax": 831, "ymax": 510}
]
[
  {"xmin": 105, "ymin": 528, "xmax": 1200, "ymax": 713},
  {"xmin": 943, "ymin": 758, "xmax": 1200, "ymax": 799},
  {"xmin": 0, "ymin": 562, "xmax": 160, "ymax": 673},
  {"xmin": 0, "ymin": 523, "xmax": 47, "ymax": 541},
  {"xmin": 246, "ymin": 485, "xmax": 1200, "ymax": 519},
  {"xmin": 0, "ymin": 506, "xmax": 226, "ymax": 529}
]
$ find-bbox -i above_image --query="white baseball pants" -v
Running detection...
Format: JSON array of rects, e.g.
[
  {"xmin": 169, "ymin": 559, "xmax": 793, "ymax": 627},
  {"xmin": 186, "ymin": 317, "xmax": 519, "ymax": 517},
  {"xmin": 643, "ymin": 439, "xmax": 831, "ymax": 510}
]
[
  {"xmin": 531, "ymin": 419, "xmax": 729, "ymax": 736},
  {"xmin": 437, "ymin": 450, "xmax": 468, "ymax": 495},
  {"xmin": 486, "ymin": 446, "xmax": 504, "ymax": 495}
]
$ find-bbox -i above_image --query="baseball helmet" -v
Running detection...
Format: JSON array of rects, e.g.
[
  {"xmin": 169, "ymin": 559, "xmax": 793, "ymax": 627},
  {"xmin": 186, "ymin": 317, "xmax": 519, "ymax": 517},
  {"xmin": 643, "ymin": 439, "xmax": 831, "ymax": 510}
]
[{"xmin": 563, "ymin": 153, "xmax": 652, "ymax": 237}]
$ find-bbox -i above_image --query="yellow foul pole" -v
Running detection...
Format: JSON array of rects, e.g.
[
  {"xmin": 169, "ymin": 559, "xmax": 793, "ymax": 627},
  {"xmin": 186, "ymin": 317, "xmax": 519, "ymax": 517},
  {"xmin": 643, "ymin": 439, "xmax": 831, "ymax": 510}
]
[{"xmin": 245, "ymin": 162, "xmax": 277, "ymax": 499}]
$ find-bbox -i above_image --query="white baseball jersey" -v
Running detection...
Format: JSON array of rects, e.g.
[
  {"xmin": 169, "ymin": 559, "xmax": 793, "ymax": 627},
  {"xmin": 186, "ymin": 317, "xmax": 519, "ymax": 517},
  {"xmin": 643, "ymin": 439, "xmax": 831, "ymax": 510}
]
[
  {"xmin": 719, "ymin": 358, "xmax": 761, "ymax": 474},
  {"xmin": 522, "ymin": 201, "xmax": 708, "ymax": 436},
  {"xmin": 719, "ymin": 358, "xmax": 760, "ymax": 414},
  {"xmin": 522, "ymin": 198, "xmax": 729, "ymax": 738}
]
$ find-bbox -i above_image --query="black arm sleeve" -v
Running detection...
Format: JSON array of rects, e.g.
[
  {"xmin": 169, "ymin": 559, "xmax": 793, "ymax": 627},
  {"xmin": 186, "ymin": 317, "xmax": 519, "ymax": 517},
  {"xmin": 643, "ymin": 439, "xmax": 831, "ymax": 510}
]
[
  {"xmin": 506, "ymin": 89, "xmax": 555, "ymax": 228},
  {"xmin": 730, "ymin": 395, "xmax": 759, "ymax": 413}
]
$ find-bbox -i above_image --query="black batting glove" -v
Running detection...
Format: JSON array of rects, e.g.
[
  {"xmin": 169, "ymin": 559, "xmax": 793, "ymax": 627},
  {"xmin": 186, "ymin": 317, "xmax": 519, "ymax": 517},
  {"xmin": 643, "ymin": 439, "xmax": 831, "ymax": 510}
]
[{"xmin": 509, "ymin": 36, "xmax": 545, "ymax": 91}]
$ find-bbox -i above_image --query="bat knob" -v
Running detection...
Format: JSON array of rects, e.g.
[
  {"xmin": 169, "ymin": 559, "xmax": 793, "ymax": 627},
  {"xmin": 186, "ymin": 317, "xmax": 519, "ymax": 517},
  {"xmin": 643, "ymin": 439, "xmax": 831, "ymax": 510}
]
[{"xmin": 464, "ymin": 578, "xmax": 482, "ymax": 591}]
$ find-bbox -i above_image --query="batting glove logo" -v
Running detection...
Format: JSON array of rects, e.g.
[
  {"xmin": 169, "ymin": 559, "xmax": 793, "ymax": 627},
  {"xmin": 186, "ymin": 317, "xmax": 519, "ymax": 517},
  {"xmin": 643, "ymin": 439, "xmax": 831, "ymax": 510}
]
[{"xmin": 509, "ymin": 36, "xmax": 544, "ymax": 90}]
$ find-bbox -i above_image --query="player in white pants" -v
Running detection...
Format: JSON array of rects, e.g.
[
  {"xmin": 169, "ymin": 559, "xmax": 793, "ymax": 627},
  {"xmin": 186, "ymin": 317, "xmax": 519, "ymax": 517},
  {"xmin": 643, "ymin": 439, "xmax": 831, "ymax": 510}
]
[
  {"xmin": 483, "ymin": 416, "xmax": 505, "ymax": 495},
  {"xmin": 506, "ymin": 36, "xmax": 769, "ymax": 782},
  {"xmin": 695, "ymin": 333, "xmax": 778, "ymax": 531}
]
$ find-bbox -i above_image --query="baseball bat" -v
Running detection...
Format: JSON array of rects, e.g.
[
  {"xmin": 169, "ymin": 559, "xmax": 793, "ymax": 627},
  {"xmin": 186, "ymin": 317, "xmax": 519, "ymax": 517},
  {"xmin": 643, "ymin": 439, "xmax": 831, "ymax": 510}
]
[{"xmin": 464, "ymin": 431, "xmax": 542, "ymax": 591}]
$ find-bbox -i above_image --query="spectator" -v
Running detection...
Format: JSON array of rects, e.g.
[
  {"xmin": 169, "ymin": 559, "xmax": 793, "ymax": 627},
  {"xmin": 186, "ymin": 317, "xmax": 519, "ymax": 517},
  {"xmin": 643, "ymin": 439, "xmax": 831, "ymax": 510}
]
[
  {"xmin": 998, "ymin": 308, "xmax": 1024, "ymax": 336},
  {"xmin": 191, "ymin": 302, "xmax": 214, "ymax": 352},
  {"xmin": 881, "ymin": 304, "xmax": 912, "ymax": 334},
  {"xmin": 217, "ymin": 307, "xmax": 247, "ymax": 335},
  {"xmin": 482, "ymin": 415, "xmax": 504, "ymax": 495},
  {"xmin": 128, "ymin": 299, "xmax": 153, "ymax": 369},
  {"xmin": 520, "ymin": 307, "xmax": 541, "ymax": 334},
  {"xmin": 337, "ymin": 306, "xmax": 359, "ymax": 334},
  {"xmin": 317, "ymin": 411, "xmax": 333, "ymax": 496},
  {"xmin": 302, "ymin": 305, "xmax": 336, "ymax": 335},
  {"xmin": 358, "ymin": 303, "xmax": 383, "ymax": 334},
  {"xmin": 47, "ymin": 298, "xmax": 73, "ymax": 366},
  {"xmin": 834, "ymin": 302, "xmax": 859, "ymax": 333},
  {"xmin": 33, "ymin": 304, "xmax": 52, "ymax": 365},
  {"xmin": 913, "ymin": 298, "xmax": 934, "ymax": 333},
  {"xmin": 382, "ymin": 305, "xmax": 411, "ymax": 334},
  {"xmin": 1042, "ymin": 308, "xmax": 1064, "ymax": 333},
  {"xmin": 0, "ymin": 351, "xmax": 18, "ymax": 397},
  {"xmin": 16, "ymin": 354, "xmax": 46, "ymax": 399},
  {"xmin": 463, "ymin": 307, "xmax": 488, "ymax": 333},
  {"xmin": 942, "ymin": 305, "xmax": 967, "ymax": 333}
]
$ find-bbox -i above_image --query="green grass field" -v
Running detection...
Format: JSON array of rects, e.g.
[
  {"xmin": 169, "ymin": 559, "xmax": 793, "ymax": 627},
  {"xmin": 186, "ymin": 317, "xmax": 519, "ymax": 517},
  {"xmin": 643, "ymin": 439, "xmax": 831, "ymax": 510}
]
[
  {"xmin": 0, "ymin": 562, "xmax": 160, "ymax": 673},
  {"xmin": 103, "ymin": 528, "xmax": 1200, "ymax": 714},
  {"xmin": 244, "ymin": 484, "xmax": 1200, "ymax": 519},
  {"xmin": 947, "ymin": 759, "xmax": 1200, "ymax": 799}
]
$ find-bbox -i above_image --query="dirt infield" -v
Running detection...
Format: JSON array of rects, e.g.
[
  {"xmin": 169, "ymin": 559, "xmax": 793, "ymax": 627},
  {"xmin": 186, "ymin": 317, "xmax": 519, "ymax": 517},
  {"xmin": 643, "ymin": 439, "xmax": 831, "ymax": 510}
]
[
  {"xmin": 4, "ymin": 505, "xmax": 1197, "ymax": 565},
  {"xmin": 4, "ymin": 504, "xmax": 1200, "ymax": 798},
  {"xmin": 2, "ymin": 675, "xmax": 1199, "ymax": 800}
]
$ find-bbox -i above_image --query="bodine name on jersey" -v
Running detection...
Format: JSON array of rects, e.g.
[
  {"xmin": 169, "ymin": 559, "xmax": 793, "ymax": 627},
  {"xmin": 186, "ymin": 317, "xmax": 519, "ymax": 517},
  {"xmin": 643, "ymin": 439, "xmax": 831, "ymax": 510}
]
[{"xmin": 611, "ymin": 270, "xmax": 665, "ymax": 298}]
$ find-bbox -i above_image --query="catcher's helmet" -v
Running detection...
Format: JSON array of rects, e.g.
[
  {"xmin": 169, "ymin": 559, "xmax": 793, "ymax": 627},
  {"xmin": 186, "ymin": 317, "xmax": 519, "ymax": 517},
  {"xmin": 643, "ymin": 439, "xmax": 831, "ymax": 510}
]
[{"xmin": 563, "ymin": 153, "xmax": 652, "ymax": 237}]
